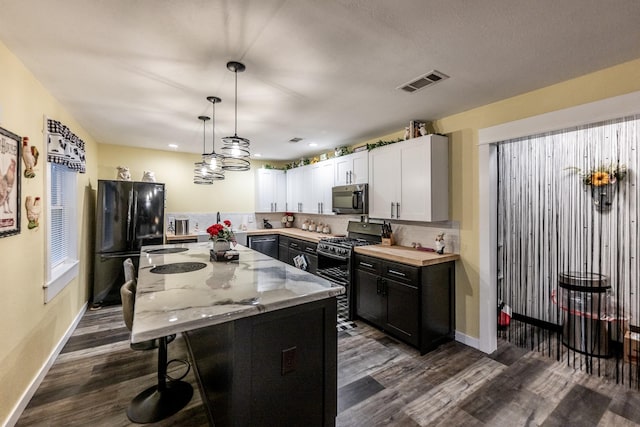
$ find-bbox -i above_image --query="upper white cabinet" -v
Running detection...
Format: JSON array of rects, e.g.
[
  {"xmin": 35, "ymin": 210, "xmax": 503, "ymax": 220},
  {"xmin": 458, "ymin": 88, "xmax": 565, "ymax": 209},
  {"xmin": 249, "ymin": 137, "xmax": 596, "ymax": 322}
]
[
  {"xmin": 368, "ymin": 134, "xmax": 448, "ymax": 222},
  {"xmin": 311, "ymin": 158, "xmax": 334, "ymax": 214},
  {"xmin": 334, "ymin": 151, "xmax": 368, "ymax": 185},
  {"xmin": 286, "ymin": 158, "xmax": 335, "ymax": 214},
  {"xmin": 255, "ymin": 169, "xmax": 286, "ymax": 212}
]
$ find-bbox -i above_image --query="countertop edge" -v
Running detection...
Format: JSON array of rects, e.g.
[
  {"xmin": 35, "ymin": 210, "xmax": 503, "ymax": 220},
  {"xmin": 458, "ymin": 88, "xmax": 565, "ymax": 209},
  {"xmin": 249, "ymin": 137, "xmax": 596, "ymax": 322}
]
[
  {"xmin": 354, "ymin": 245, "xmax": 460, "ymax": 267},
  {"xmin": 131, "ymin": 287, "xmax": 344, "ymax": 343},
  {"xmin": 245, "ymin": 228, "xmax": 336, "ymax": 243}
]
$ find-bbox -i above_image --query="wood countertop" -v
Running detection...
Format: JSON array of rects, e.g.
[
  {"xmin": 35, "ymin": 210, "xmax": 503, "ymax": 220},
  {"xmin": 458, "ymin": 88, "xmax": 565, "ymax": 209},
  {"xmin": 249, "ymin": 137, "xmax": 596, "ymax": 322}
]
[
  {"xmin": 246, "ymin": 228, "xmax": 338, "ymax": 243},
  {"xmin": 166, "ymin": 233, "xmax": 198, "ymax": 241},
  {"xmin": 354, "ymin": 245, "xmax": 460, "ymax": 267}
]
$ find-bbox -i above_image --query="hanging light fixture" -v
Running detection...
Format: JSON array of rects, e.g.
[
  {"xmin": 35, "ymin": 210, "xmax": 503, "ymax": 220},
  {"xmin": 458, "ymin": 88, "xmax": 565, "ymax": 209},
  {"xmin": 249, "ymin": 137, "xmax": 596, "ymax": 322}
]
[
  {"xmin": 222, "ymin": 61, "xmax": 251, "ymax": 171},
  {"xmin": 193, "ymin": 115, "xmax": 213, "ymax": 185},
  {"xmin": 204, "ymin": 96, "xmax": 225, "ymax": 181}
]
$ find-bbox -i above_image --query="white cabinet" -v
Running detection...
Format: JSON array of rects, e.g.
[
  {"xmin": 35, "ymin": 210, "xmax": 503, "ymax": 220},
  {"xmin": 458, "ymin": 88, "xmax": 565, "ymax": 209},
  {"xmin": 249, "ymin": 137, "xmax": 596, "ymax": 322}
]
[
  {"xmin": 286, "ymin": 159, "xmax": 335, "ymax": 214},
  {"xmin": 368, "ymin": 134, "xmax": 448, "ymax": 222},
  {"xmin": 255, "ymin": 169, "xmax": 286, "ymax": 212},
  {"xmin": 286, "ymin": 166, "xmax": 307, "ymax": 213},
  {"xmin": 334, "ymin": 151, "xmax": 368, "ymax": 185},
  {"xmin": 311, "ymin": 158, "xmax": 334, "ymax": 214}
]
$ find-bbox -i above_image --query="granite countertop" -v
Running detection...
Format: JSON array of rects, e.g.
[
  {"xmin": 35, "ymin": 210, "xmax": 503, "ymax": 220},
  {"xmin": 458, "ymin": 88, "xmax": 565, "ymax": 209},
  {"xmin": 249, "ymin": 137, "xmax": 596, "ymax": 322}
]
[
  {"xmin": 354, "ymin": 244, "xmax": 460, "ymax": 267},
  {"xmin": 131, "ymin": 242, "xmax": 344, "ymax": 343}
]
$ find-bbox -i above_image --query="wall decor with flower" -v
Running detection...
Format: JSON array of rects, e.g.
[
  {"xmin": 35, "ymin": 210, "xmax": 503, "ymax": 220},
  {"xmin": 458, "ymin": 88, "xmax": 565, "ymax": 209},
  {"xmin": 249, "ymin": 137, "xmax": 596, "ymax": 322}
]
[{"xmin": 568, "ymin": 163, "xmax": 628, "ymax": 211}]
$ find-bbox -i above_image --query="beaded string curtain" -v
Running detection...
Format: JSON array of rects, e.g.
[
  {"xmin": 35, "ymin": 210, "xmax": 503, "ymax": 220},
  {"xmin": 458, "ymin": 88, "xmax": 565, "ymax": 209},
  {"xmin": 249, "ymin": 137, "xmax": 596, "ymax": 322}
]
[
  {"xmin": 46, "ymin": 118, "xmax": 86, "ymax": 173},
  {"xmin": 497, "ymin": 114, "xmax": 639, "ymax": 383}
]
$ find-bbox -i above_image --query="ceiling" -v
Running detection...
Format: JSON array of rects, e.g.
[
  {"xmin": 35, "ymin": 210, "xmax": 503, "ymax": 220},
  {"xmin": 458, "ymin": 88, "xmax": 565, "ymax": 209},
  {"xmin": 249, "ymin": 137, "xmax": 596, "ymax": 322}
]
[{"xmin": 0, "ymin": 1, "xmax": 639, "ymax": 161}]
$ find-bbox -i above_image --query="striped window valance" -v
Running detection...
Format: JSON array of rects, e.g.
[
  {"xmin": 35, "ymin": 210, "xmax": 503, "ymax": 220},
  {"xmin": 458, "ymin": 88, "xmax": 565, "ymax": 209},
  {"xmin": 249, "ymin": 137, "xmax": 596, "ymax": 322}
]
[{"xmin": 46, "ymin": 118, "xmax": 86, "ymax": 173}]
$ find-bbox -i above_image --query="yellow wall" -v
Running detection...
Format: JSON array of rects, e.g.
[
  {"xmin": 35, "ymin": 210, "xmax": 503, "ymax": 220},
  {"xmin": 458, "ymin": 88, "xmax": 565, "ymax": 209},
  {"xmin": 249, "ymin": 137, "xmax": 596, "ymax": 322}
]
[
  {"xmin": 0, "ymin": 40, "xmax": 98, "ymax": 423},
  {"xmin": 96, "ymin": 144, "xmax": 277, "ymax": 213}
]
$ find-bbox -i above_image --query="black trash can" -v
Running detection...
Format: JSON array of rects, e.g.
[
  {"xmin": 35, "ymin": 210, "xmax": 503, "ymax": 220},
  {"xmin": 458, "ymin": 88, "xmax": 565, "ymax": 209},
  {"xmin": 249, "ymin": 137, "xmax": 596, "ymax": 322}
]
[{"xmin": 559, "ymin": 272, "xmax": 610, "ymax": 357}]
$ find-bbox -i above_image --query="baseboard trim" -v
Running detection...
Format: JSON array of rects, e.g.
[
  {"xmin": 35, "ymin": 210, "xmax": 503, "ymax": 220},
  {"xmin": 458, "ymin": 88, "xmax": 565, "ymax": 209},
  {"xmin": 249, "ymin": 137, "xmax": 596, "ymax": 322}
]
[
  {"xmin": 4, "ymin": 302, "xmax": 88, "ymax": 427},
  {"xmin": 455, "ymin": 330, "xmax": 481, "ymax": 351}
]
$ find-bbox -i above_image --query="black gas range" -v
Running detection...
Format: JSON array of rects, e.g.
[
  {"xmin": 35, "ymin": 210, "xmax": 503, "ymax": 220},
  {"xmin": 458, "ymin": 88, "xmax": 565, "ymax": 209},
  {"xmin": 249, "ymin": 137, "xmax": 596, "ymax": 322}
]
[{"xmin": 316, "ymin": 222, "xmax": 382, "ymax": 320}]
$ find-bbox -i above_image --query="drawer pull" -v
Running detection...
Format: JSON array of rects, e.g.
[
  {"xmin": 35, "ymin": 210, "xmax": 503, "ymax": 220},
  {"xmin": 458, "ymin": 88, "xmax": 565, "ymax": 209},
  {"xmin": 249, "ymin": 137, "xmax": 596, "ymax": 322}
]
[
  {"xmin": 305, "ymin": 247, "xmax": 316, "ymax": 253},
  {"xmin": 360, "ymin": 262, "xmax": 374, "ymax": 268},
  {"xmin": 388, "ymin": 269, "xmax": 406, "ymax": 277}
]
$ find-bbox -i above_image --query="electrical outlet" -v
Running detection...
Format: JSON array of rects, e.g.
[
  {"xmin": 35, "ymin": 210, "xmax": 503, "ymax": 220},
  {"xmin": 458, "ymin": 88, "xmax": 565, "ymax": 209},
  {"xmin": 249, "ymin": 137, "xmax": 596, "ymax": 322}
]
[{"xmin": 281, "ymin": 346, "xmax": 297, "ymax": 375}]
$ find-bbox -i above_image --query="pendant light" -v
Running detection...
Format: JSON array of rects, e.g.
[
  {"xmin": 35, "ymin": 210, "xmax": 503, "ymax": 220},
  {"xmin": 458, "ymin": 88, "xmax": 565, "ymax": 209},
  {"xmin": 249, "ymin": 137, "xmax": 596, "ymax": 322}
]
[
  {"xmin": 204, "ymin": 96, "xmax": 225, "ymax": 181},
  {"xmin": 222, "ymin": 61, "xmax": 251, "ymax": 171},
  {"xmin": 193, "ymin": 115, "xmax": 213, "ymax": 185}
]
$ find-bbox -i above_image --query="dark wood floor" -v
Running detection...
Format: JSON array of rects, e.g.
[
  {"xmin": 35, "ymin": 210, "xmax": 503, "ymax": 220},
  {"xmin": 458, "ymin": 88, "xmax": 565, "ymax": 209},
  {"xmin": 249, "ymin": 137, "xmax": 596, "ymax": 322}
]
[{"xmin": 16, "ymin": 305, "xmax": 640, "ymax": 426}]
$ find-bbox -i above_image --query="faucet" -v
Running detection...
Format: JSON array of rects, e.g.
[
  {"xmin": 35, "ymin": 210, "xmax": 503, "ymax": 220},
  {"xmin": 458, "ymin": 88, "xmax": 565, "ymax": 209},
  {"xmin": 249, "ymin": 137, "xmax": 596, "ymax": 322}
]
[{"xmin": 217, "ymin": 211, "xmax": 221, "ymax": 223}]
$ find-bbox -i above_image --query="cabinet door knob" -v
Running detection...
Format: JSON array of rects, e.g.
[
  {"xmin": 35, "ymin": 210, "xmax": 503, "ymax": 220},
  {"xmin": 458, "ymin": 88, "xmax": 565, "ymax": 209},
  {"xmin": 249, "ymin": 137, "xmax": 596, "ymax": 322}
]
[
  {"xmin": 396, "ymin": 202, "xmax": 400, "ymax": 219},
  {"xmin": 391, "ymin": 202, "xmax": 395, "ymax": 218}
]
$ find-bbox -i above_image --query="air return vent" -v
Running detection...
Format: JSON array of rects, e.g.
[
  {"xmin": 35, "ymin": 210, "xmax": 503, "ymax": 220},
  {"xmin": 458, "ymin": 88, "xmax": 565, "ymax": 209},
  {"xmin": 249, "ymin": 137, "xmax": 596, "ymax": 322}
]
[
  {"xmin": 288, "ymin": 137, "xmax": 303, "ymax": 143},
  {"xmin": 398, "ymin": 70, "xmax": 449, "ymax": 93}
]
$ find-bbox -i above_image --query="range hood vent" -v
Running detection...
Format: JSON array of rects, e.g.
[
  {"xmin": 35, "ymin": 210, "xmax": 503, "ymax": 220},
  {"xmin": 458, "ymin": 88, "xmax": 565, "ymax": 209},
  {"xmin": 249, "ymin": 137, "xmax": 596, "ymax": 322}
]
[{"xmin": 398, "ymin": 70, "xmax": 449, "ymax": 93}]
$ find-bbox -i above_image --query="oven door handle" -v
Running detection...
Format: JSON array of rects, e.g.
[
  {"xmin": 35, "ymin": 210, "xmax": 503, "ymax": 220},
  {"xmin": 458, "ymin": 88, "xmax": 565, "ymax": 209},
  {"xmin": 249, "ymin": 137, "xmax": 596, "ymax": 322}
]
[
  {"xmin": 316, "ymin": 271, "xmax": 349, "ymax": 286},
  {"xmin": 317, "ymin": 251, "xmax": 349, "ymax": 261}
]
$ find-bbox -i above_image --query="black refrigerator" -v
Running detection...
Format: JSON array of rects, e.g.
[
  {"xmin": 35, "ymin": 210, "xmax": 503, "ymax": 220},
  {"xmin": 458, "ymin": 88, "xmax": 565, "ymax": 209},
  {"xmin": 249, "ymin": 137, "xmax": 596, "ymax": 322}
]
[{"xmin": 93, "ymin": 179, "xmax": 165, "ymax": 305}]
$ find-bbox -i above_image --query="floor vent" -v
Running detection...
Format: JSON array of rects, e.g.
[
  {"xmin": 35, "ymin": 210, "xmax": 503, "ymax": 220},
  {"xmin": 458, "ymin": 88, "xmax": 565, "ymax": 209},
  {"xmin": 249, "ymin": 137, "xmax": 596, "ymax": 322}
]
[{"xmin": 398, "ymin": 70, "xmax": 449, "ymax": 93}]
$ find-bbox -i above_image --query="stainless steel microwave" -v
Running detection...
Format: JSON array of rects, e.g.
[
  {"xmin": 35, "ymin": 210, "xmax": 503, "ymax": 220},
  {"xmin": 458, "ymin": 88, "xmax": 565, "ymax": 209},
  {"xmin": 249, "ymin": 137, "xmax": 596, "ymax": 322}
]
[{"xmin": 332, "ymin": 184, "xmax": 368, "ymax": 215}]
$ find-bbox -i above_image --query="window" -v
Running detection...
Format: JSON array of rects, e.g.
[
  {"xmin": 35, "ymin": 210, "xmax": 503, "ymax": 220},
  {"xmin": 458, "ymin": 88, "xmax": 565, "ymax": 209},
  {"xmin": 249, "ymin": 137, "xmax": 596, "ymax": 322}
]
[{"xmin": 45, "ymin": 162, "xmax": 78, "ymax": 303}]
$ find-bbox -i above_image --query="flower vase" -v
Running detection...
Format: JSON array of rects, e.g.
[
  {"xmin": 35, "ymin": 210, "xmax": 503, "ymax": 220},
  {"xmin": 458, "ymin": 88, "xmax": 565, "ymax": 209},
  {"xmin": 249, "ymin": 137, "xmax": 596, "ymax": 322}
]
[
  {"xmin": 212, "ymin": 239, "xmax": 231, "ymax": 252},
  {"xmin": 592, "ymin": 184, "xmax": 615, "ymax": 212}
]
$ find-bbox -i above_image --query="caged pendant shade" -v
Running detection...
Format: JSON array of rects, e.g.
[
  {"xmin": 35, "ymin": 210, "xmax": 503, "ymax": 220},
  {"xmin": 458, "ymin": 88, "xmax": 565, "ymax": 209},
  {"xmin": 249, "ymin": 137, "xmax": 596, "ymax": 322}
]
[
  {"xmin": 204, "ymin": 96, "xmax": 225, "ymax": 181},
  {"xmin": 222, "ymin": 61, "xmax": 251, "ymax": 171},
  {"xmin": 193, "ymin": 115, "xmax": 213, "ymax": 185}
]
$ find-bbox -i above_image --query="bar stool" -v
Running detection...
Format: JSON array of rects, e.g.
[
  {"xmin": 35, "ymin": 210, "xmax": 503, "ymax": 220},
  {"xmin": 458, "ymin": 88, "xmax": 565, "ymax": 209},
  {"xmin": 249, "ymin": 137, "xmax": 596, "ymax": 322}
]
[{"xmin": 120, "ymin": 280, "xmax": 193, "ymax": 423}]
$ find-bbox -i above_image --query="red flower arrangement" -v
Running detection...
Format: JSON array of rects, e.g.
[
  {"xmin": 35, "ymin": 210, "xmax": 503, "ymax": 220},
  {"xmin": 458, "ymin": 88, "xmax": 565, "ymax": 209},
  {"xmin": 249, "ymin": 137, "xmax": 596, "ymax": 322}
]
[{"xmin": 206, "ymin": 220, "xmax": 236, "ymax": 242}]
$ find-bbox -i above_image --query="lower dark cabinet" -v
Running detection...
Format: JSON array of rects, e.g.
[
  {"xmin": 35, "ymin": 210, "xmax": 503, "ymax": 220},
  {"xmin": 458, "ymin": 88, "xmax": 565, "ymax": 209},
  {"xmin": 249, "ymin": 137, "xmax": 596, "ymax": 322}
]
[
  {"xmin": 278, "ymin": 236, "xmax": 289, "ymax": 262},
  {"xmin": 354, "ymin": 254, "xmax": 454, "ymax": 354},
  {"xmin": 355, "ymin": 269, "xmax": 383, "ymax": 325},
  {"xmin": 285, "ymin": 238, "xmax": 317, "ymax": 274},
  {"xmin": 385, "ymin": 278, "xmax": 419, "ymax": 346}
]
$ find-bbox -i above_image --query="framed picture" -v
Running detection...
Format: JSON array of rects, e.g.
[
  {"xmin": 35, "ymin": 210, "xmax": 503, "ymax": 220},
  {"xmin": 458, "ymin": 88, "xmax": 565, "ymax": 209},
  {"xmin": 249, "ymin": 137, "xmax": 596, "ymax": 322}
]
[{"xmin": 0, "ymin": 126, "xmax": 21, "ymax": 238}]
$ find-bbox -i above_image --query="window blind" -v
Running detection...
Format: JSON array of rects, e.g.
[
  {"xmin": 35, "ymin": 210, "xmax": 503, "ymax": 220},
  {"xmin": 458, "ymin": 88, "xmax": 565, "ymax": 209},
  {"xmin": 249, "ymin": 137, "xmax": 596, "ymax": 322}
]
[{"xmin": 49, "ymin": 163, "xmax": 74, "ymax": 268}]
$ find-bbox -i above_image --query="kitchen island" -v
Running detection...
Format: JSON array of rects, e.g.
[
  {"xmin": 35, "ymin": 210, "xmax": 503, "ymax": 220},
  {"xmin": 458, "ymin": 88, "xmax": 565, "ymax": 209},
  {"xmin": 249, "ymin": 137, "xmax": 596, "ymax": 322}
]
[{"xmin": 132, "ymin": 242, "xmax": 344, "ymax": 426}]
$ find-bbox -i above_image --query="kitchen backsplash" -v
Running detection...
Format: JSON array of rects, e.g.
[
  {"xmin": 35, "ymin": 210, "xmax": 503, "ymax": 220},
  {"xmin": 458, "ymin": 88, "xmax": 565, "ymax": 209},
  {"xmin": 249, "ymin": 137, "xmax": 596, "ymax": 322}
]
[
  {"xmin": 167, "ymin": 212, "xmax": 257, "ymax": 233},
  {"xmin": 258, "ymin": 212, "xmax": 460, "ymax": 254},
  {"xmin": 168, "ymin": 211, "xmax": 460, "ymax": 253}
]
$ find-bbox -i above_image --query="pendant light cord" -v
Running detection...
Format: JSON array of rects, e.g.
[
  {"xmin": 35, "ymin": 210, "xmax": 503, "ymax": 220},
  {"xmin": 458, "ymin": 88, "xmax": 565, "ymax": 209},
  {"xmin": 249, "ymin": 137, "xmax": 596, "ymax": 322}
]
[
  {"xmin": 233, "ymin": 69, "xmax": 238, "ymax": 136},
  {"xmin": 202, "ymin": 118, "xmax": 207, "ymax": 154},
  {"xmin": 211, "ymin": 100, "xmax": 216, "ymax": 154}
]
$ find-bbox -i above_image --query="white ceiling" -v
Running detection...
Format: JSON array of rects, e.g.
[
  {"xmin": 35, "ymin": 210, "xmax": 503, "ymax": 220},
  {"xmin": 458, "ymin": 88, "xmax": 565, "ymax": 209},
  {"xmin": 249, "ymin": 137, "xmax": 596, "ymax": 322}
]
[{"xmin": 0, "ymin": 1, "xmax": 639, "ymax": 161}]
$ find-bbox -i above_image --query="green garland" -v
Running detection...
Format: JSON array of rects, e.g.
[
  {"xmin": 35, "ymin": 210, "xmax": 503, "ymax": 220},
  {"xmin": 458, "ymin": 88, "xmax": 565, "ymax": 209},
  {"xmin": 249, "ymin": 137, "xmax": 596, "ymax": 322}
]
[{"xmin": 366, "ymin": 138, "xmax": 403, "ymax": 151}]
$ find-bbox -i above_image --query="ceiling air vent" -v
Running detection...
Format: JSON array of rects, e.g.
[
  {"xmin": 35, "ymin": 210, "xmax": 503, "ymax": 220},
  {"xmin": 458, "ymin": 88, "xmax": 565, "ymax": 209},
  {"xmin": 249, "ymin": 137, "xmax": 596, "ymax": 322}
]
[
  {"xmin": 398, "ymin": 70, "xmax": 449, "ymax": 93},
  {"xmin": 288, "ymin": 137, "xmax": 303, "ymax": 143}
]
